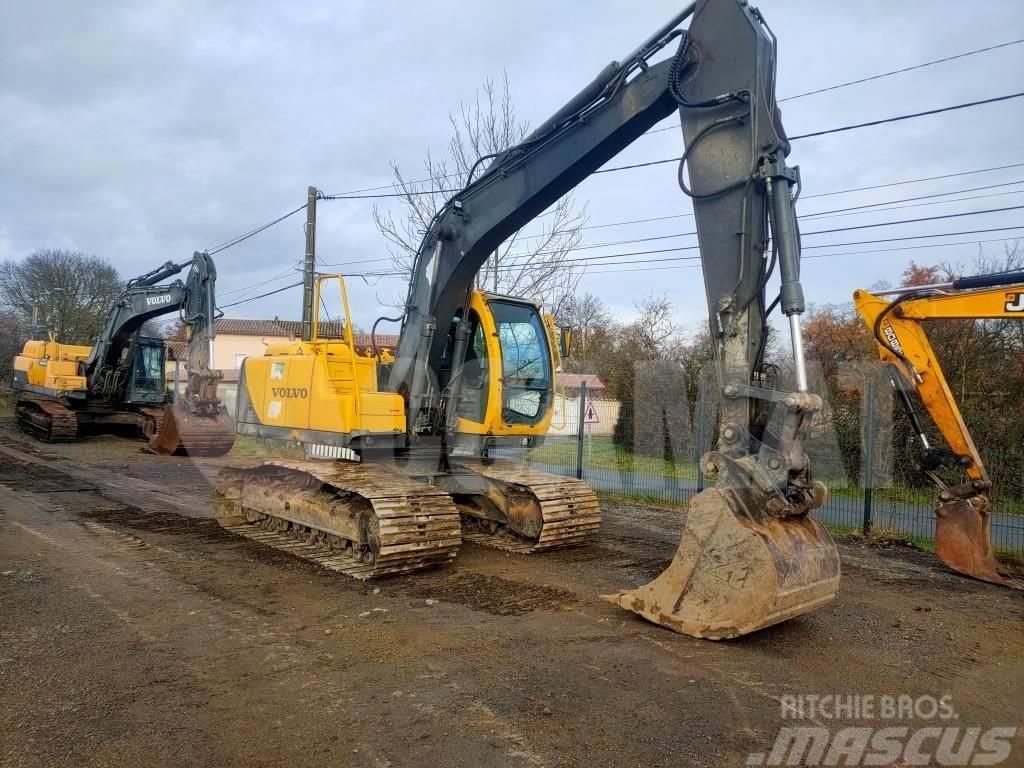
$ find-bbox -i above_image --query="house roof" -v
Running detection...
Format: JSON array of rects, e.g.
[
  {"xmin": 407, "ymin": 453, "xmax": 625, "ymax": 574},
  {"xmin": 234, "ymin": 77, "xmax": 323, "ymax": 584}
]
[
  {"xmin": 166, "ymin": 319, "xmax": 399, "ymax": 351},
  {"xmin": 557, "ymin": 373, "xmax": 607, "ymax": 391},
  {"xmin": 214, "ymin": 318, "xmax": 398, "ymax": 349}
]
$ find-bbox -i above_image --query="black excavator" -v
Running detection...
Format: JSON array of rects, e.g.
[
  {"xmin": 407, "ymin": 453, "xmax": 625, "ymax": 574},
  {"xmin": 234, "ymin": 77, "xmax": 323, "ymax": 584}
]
[
  {"xmin": 13, "ymin": 251, "xmax": 235, "ymax": 456},
  {"xmin": 218, "ymin": 0, "xmax": 841, "ymax": 639}
]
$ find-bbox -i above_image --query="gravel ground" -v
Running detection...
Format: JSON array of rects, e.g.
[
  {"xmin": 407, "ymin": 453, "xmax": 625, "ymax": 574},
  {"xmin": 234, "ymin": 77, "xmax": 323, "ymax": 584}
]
[{"xmin": 1, "ymin": 424, "xmax": 1022, "ymax": 768}]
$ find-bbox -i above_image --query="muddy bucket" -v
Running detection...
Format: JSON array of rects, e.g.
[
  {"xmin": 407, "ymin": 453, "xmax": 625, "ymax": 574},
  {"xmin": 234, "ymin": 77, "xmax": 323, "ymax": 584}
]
[
  {"xmin": 602, "ymin": 485, "xmax": 841, "ymax": 639},
  {"xmin": 149, "ymin": 404, "xmax": 236, "ymax": 457},
  {"xmin": 935, "ymin": 497, "xmax": 1023, "ymax": 590}
]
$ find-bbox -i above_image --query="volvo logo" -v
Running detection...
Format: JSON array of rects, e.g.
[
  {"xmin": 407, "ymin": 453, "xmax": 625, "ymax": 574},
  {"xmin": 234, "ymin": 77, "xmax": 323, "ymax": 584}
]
[
  {"xmin": 145, "ymin": 295, "xmax": 173, "ymax": 306},
  {"xmin": 271, "ymin": 387, "xmax": 308, "ymax": 398}
]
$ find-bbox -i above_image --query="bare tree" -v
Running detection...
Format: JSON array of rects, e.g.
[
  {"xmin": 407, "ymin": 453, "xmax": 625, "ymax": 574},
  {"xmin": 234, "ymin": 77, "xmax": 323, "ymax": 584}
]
[
  {"xmin": 556, "ymin": 292, "xmax": 612, "ymax": 364},
  {"xmin": 373, "ymin": 73, "xmax": 588, "ymax": 311},
  {"xmin": 0, "ymin": 249, "xmax": 122, "ymax": 344}
]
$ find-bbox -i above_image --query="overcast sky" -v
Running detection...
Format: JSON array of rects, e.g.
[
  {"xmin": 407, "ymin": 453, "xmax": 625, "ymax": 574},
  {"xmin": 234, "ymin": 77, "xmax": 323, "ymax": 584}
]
[{"xmin": 2, "ymin": 0, "xmax": 1023, "ymax": 338}]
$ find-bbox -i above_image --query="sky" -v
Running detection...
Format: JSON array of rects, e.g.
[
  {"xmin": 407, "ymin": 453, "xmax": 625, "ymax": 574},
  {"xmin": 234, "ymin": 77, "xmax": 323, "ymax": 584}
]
[{"xmin": 2, "ymin": 0, "xmax": 1023, "ymax": 340}]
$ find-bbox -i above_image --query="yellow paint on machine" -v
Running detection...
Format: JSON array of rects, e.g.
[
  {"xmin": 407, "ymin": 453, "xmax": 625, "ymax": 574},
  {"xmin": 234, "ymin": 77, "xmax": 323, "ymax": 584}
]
[
  {"xmin": 13, "ymin": 338, "xmax": 92, "ymax": 395},
  {"xmin": 237, "ymin": 276, "xmax": 558, "ymax": 442},
  {"xmin": 242, "ymin": 343, "xmax": 406, "ymax": 436}
]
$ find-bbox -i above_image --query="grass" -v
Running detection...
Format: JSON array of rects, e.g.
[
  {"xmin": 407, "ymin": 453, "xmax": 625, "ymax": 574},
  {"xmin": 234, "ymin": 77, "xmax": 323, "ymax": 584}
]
[
  {"xmin": 227, "ymin": 435, "xmax": 305, "ymax": 461},
  {"xmin": 527, "ymin": 436, "xmax": 698, "ymax": 478}
]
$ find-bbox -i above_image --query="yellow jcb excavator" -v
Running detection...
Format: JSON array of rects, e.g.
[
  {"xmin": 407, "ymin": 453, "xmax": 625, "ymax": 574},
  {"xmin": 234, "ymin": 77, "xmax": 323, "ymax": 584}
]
[{"xmin": 854, "ymin": 269, "xmax": 1024, "ymax": 589}]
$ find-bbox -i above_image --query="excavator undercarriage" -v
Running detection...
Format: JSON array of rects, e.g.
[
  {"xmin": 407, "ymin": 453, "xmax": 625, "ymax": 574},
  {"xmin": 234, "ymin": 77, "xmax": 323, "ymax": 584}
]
[{"xmin": 215, "ymin": 456, "xmax": 600, "ymax": 578}]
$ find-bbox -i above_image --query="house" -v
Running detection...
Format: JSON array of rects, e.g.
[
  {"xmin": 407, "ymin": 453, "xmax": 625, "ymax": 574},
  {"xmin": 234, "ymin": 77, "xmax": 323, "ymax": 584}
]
[
  {"xmin": 165, "ymin": 318, "xmax": 399, "ymax": 372},
  {"xmin": 556, "ymin": 373, "xmax": 607, "ymax": 399}
]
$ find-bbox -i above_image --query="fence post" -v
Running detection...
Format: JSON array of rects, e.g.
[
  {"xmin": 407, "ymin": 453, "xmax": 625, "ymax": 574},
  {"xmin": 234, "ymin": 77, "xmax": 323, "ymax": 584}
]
[
  {"xmin": 696, "ymin": 376, "xmax": 706, "ymax": 493},
  {"xmin": 576, "ymin": 380, "xmax": 587, "ymax": 480},
  {"xmin": 863, "ymin": 375, "xmax": 875, "ymax": 536}
]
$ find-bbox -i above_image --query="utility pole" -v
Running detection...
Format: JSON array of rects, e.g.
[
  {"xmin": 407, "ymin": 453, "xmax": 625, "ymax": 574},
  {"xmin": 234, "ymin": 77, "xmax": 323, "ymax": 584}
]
[
  {"xmin": 492, "ymin": 250, "xmax": 498, "ymax": 292},
  {"xmin": 301, "ymin": 186, "xmax": 318, "ymax": 342}
]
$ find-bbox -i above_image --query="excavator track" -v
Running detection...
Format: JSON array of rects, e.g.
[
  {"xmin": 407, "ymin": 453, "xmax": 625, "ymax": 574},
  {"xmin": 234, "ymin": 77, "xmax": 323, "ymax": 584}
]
[
  {"xmin": 214, "ymin": 461, "xmax": 461, "ymax": 579},
  {"xmin": 420, "ymin": 459, "xmax": 601, "ymax": 553},
  {"xmin": 15, "ymin": 399, "xmax": 78, "ymax": 442}
]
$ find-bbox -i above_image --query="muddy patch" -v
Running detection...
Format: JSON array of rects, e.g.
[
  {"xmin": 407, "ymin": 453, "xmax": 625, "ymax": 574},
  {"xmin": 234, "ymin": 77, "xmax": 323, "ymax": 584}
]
[{"xmin": 394, "ymin": 570, "xmax": 579, "ymax": 616}]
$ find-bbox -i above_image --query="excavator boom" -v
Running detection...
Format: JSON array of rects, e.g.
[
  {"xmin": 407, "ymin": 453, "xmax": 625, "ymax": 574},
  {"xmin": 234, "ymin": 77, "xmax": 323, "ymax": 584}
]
[
  {"xmin": 854, "ymin": 268, "xmax": 1024, "ymax": 589},
  {"xmin": 220, "ymin": 0, "xmax": 841, "ymax": 639}
]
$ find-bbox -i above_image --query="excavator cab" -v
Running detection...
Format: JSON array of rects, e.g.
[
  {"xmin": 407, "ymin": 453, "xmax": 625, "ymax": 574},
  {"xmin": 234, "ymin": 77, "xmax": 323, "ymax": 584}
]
[
  {"xmin": 125, "ymin": 336, "xmax": 168, "ymax": 404},
  {"xmin": 450, "ymin": 292, "xmax": 554, "ymax": 444}
]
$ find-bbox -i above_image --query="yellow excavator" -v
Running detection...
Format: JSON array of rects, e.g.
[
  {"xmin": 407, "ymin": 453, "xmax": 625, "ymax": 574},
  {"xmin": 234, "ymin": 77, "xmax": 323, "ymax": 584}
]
[
  {"xmin": 216, "ymin": 275, "xmax": 599, "ymax": 576},
  {"xmin": 855, "ymin": 271, "xmax": 1024, "ymax": 589},
  {"xmin": 217, "ymin": 0, "xmax": 842, "ymax": 639},
  {"xmin": 12, "ymin": 251, "xmax": 235, "ymax": 456}
]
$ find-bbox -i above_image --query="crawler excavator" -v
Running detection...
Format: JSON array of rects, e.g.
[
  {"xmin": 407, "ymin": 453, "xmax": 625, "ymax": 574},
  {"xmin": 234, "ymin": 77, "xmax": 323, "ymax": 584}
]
[
  {"xmin": 12, "ymin": 251, "xmax": 235, "ymax": 456},
  {"xmin": 216, "ymin": 0, "xmax": 841, "ymax": 639},
  {"xmin": 854, "ymin": 270, "xmax": 1024, "ymax": 589}
]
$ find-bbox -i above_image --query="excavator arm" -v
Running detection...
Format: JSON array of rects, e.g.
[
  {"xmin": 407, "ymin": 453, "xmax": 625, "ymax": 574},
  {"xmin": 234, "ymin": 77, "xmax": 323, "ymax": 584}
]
[
  {"xmin": 854, "ymin": 270, "xmax": 1024, "ymax": 588},
  {"xmin": 85, "ymin": 251, "xmax": 219, "ymax": 403},
  {"xmin": 381, "ymin": 0, "xmax": 840, "ymax": 638}
]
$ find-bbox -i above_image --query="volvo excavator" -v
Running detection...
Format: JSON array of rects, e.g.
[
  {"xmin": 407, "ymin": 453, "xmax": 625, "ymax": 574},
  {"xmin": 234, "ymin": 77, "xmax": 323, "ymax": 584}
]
[
  {"xmin": 12, "ymin": 251, "xmax": 235, "ymax": 456},
  {"xmin": 854, "ymin": 270, "xmax": 1024, "ymax": 589},
  {"xmin": 217, "ymin": 0, "xmax": 841, "ymax": 639},
  {"xmin": 216, "ymin": 274, "xmax": 598, "ymax": 576}
]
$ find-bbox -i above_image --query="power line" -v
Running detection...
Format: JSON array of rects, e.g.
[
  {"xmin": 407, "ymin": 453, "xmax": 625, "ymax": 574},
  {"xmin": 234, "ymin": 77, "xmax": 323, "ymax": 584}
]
[
  {"xmin": 338, "ymin": 229, "xmax": 1024, "ymax": 279},
  {"xmin": 512, "ymin": 165, "xmax": 1024, "ymax": 239},
  {"xmin": 789, "ymin": 91, "xmax": 1024, "ymax": 141},
  {"xmin": 208, "ymin": 93, "xmax": 1024, "ymax": 261},
  {"xmin": 501, "ymin": 205, "xmax": 1024, "ymax": 264},
  {"xmin": 574, "ymin": 235, "xmax": 1024, "ymax": 276},
  {"xmin": 317, "ymin": 40, "xmax": 1024, "ymax": 196},
  {"xmin": 780, "ymin": 38, "xmax": 1024, "ymax": 101},
  {"xmin": 206, "ymin": 204, "xmax": 307, "ymax": 255},
  {"xmin": 218, "ymin": 281, "xmax": 303, "ymax": 309},
  {"xmin": 322, "ymin": 169, "xmax": 1024, "ymax": 268},
  {"xmin": 219, "ymin": 262, "xmax": 301, "ymax": 297},
  {"xmin": 597, "ymin": 92, "xmax": 1024, "ymax": 174}
]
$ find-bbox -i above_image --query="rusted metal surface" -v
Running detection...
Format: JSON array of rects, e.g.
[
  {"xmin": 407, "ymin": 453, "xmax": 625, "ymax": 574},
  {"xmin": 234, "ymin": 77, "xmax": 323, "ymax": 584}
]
[
  {"xmin": 603, "ymin": 482, "xmax": 840, "ymax": 640},
  {"xmin": 148, "ymin": 403, "xmax": 235, "ymax": 457},
  {"xmin": 935, "ymin": 497, "xmax": 1024, "ymax": 590},
  {"xmin": 420, "ymin": 459, "xmax": 601, "ymax": 553},
  {"xmin": 15, "ymin": 399, "xmax": 78, "ymax": 442},
  {"xmin": 215, "ymin": 461, "xmax": 460, "ymax": 579}
]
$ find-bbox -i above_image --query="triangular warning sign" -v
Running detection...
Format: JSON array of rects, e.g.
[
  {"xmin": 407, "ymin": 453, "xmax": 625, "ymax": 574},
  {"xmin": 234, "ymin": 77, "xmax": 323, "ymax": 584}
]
[{"xmin": 583, "ymin": 400, "xmax": 599, "ymax": 424}]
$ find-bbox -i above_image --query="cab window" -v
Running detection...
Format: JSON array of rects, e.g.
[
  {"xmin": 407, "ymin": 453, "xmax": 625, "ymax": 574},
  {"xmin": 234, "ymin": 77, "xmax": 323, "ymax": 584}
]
[{"xmin": 491, "ymin": 300, "xmax": 552, "ymax": 425}]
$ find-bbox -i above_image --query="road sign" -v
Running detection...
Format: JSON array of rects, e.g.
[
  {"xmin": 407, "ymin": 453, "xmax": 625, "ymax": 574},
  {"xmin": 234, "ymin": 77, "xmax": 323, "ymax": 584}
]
[{"xmin": 583, "ymin": 400, "xmax": 600, "ymax": 424}]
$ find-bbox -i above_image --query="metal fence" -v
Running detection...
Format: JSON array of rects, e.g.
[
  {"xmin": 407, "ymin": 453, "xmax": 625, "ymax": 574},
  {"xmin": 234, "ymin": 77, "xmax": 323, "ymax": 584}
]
[{"xmin": 495, "ymin": 367, "xmax": 1024, "ymax": 559}]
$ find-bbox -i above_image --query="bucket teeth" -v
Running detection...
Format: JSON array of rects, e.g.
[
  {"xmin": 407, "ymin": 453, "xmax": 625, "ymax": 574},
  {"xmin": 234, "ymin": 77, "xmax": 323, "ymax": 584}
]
[{"xmin": 603, "ymin": 485, "xmax": 840, "ymax": 640}]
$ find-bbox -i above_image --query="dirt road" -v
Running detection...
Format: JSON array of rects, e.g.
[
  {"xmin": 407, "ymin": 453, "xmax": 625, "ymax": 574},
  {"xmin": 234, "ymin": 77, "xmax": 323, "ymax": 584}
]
[{"xmin": 1, "ymin": 424, "xmax": 1022, "ymax": 767}]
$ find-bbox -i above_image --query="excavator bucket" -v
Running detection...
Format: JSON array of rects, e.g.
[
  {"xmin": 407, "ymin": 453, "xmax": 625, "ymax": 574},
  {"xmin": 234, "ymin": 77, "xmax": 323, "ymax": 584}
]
[
  {"xmin": 935, "ymin": 497, "xmax": 1023, "ymax": 590},
  {"xmin": 603, "ymin": 485, "xmax": 841, "ymax": 640},
  {"xmin": 149, "ymin": 403, "xmax": 235, "ymax": 457}
]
